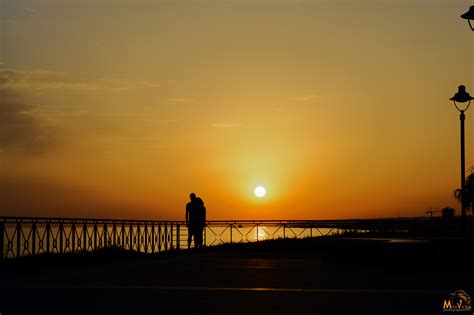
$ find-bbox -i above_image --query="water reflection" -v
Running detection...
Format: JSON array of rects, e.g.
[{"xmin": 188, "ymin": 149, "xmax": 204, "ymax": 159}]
[
  {"xmin": 203, "ymin": 225, "xmax": 337, "ymax": 246},
  {"xmin": 257, "ymin": 227, "xmax": 268, "ymax": 240}
]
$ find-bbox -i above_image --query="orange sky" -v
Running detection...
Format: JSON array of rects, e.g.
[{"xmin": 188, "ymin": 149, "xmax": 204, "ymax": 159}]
[{"xmin": 0, "ymin": 0, "xmax": 473, "ymax": 220}]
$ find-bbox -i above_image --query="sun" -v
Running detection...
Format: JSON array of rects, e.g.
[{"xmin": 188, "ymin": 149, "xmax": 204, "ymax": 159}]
[{"xmin": 254, "ymin": 186, "xmax": 266, "ymax": 198}]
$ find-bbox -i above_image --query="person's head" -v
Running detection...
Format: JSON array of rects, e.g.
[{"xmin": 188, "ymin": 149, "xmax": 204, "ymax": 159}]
[{"xmin": 190, "ymin": 193, "xmax": 197, "ymax": 201}]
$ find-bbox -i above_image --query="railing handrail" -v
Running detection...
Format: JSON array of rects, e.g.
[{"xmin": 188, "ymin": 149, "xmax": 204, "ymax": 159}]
[
  {"xmin": 0, "ymin": 216, "xmax": 431, "ymax": 224},
  {"xmin": 0, "ymin": 215, "xmax": 447, "ymax": 260}
]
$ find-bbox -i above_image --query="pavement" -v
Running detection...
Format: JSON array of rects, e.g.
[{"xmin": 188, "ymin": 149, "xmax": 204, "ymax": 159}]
[{"xmin": 1, "ymin": 237, "xmax": 473, "ymax": 315}]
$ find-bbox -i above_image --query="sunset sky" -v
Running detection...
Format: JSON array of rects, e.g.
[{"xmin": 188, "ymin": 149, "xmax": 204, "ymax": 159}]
[{"xmin": 0, "ymin": 0, "xmax": 473, "ymax": 220}]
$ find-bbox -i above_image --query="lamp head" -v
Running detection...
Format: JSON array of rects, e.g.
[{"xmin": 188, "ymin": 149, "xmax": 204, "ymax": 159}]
[
  {"xmin": 450, "ymin": 85, "xmax": 474, "ymax": 103},
  {"xmin": 461, "ymin": 6, "xmax": 474, "ymax": 20},
  {"xmin": 461, "ymin": 6, "xmax": 474, "ymax": 31}
]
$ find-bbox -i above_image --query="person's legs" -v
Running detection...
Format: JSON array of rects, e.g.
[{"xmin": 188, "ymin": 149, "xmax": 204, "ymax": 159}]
[
  {"xmin": 187, "ymin": 227, "xmax": 194, "ymax": 249},
  {"xmin": 193, "ymin": 227, "xmax": 199, "ymax": 248},
  {"xmin": 196, "ymin": 227, "xmax": 203, "ymax": 248}
]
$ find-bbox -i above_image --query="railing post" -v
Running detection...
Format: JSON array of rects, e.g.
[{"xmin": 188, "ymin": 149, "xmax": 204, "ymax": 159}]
[
  {"xmin": 121, "ymin": 223, "xmax": 125, "ymax": 250},
  {"xmin": 283, "ymin": 224, "xmax": 286, "ymax": 239},
  {"xmin": 137, "ymin": 223, "xmax": 141, "ymax": 252},
  {"xmin": 176, "ymin": 224, "xmax": 180, "ymax": 250},
  {"xmin": 158, "ymin": 224, "xmax": 162, "ymax": 252},
  {"xmin": 113, "ymin": 223, "xmax": 117, "ymax": 248},
  {"xmin": 151, "ymin": 224, "xmax": 155, "ymax": 253},
  {"xmin": 256, "ymin": 224, "xmax": 259, "ymax": 242},
  {"xmin": 83, "ymin": 223, "xmax": 87, "ymax": 253},
  {"xmin": 230, "ymin": 224, "xmax": 233, "ymax": 244},
  {"xmin": 170, "ymin": 223, "xmax": 173, "ymax": 249},
  {"xmin": 144, "ymin": 223, "xmax": 148, "ymax": 253},
  {"xmin": 0, "ymin": 221, "xmax": 4, "ymax": 260},
  {"xmin": 59, "ymin": 222, "xmax": 64, "ymax": 254},
  {"xmin": 93, "ymin": 222, "xmax": 98, "ymax": 250},
  {"xmin": 16, "ymin": 222, "xmax": 21, "ymax": 258},
  {"xmin": 129, "ymin": 223, "xmax": 133, "ymax": 252},
  {"xmin": 32, "ymin": 222, "xmax": 36, "ymax": 256},
  {"xmin": 103, "ymin": 223, "xmax": 107, "ymax": 248},
  {"xmin": 164, "ymin": 223, "xmax": 168, "ymax": 250},
  {"xmin": 71, "ymin": 222, "xmax": 76, "ymax": 253}
]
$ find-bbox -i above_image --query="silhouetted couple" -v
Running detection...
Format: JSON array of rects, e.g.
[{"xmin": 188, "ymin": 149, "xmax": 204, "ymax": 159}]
[{"xmin": 185, "ymin": 193, "xmax": 206, "ymax": 249}]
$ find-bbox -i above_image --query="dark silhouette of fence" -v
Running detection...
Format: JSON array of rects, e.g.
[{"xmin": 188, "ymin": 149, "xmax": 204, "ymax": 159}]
[{"xmin": 0, "ymin": 216, "xmax": 433, "ymax": 259}]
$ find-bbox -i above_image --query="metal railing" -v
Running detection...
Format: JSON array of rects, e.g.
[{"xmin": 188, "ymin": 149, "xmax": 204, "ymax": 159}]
[{"xmin": 0, "ymin": 216, "xmax": 426, "ymax": 259}]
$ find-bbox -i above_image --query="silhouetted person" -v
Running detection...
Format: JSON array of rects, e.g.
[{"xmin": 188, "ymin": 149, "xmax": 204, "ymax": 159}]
[{"xmin": 186, "ymin": 193, "xmax": 206, "ymax": 249}]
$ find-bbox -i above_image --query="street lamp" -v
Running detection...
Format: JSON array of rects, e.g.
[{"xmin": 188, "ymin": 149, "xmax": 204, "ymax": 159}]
[
  {"xmin": 450, "ymin": 85, "xmax": 474, "ymax": 225},
  {"xmin": 461, "ymin": 6, "xmax": 474, "ymax": 31}
]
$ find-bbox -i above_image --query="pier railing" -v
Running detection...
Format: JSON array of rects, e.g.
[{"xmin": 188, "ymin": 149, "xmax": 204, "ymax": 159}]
[{"xmin": 0, "ymin": 216, "xmax": 426, "ymax": 259}]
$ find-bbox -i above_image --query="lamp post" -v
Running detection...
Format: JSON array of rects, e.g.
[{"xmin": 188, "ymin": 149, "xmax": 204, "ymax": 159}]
[
  {"xmin": 461, "ymin": 6, "xmax": 474, "ymax": 31},
  {"xmin": 450, "ymin": 85, "xmax": 474, "ymax": 226}
]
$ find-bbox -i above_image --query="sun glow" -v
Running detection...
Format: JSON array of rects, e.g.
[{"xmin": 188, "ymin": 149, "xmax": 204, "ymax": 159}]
[{"xmin": 254, "ymin": 186, "xmax": 266, "ymax": 198}]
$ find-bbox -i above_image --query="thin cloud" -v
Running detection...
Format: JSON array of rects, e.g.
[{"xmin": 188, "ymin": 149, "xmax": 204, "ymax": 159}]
[
  {"xmin": 293, "ymin": 94, "xmax": 320, "ymax": 101},
  {"xmin": 167, "ymin": 98, "xmax": 197, "ymax": 102},
  {"xmin": 91, "ymin": 113, "xmax": 177, "ymax": 122},
  {"xmin": 93, "ymin": 112, "xmax": 145, "ymax": 118},
  {"xmin": 140, "ymin": 81, "xmax": 161, "ymax": 88},
  {"xmin": 32, "ymin": 108, "xmax": 89, "ymax": 117},
  {"xmin": 0, "ymin": 68, "xmax": 160, "ymax": 91},
  {"xmin": 210, "ymin": 122, "xmax": 242, "ymax": 128},
  {"xmin": 98, "ymin": 78, "xmax": 160, "ymax": 88},
  {"xmin": 24, "ymin": 7, "xmax": 40, "ymax": 13},
  {"xmin": 0, "ymin": 91, "xmax": 58, "ymax": 155},
  {"xmin": 80, "ymin": 112, "xmax": 178, "ymax": 123},
  {"xmin": 0, "ymin": 20, "xmax": 23, "ymax": 24},
  {"xmin": 142, "ymin": 119, "xmax": 179, "ymax": 123}
]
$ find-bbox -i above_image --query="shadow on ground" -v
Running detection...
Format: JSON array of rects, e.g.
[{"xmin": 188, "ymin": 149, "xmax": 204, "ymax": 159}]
[{"xmin": 1, "ymin": 237, "xmax": 473, "ymax": 315}]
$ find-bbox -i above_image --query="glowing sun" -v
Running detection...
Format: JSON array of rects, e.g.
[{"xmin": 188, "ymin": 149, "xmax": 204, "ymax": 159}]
[{"xmin": 254, "ymin": 186, "xmax": 266, "ymax": 198}]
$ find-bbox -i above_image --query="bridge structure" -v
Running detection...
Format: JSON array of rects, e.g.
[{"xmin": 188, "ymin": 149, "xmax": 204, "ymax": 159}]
[{"xmin": 0, "ymin": 216, "xmax": 428, "ymax": 259}]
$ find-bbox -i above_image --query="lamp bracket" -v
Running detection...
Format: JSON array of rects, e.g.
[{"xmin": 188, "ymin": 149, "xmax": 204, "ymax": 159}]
[{"xmin": 454, "ymin": 100, "xmax": 471, "ymax": 113}]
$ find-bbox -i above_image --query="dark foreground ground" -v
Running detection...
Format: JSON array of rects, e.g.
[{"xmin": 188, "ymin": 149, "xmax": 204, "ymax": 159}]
[{"xmin": 1, "ymin": 237, "xmax": 474, "ymax": 315}]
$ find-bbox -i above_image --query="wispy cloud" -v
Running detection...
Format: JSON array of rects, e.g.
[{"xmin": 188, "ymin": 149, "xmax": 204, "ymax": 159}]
[
  {"xmin": 87, "ymin": 113, "xmax": 177, "ymax": 123},
  {"xmin": 210, "ymin": 122, "xmax": 242, "ymax": 128},
  {"xmin": 0, "ymin": 20, "xmax": 23, "ymax": 24},
  {"xmin": 0, "ymin": 91, "xmax": 58, "ymax": 155},
  {"xmin": 293, "ymin": 94, "xmax": 320, "ymax": 101},
  {"xmin": 0, "ymin": 67, "xmax": 163, "ymax": 155},
  {"xmin": 141, "ymin": 81, "xmax": 161, "ymax": 88},
  {"xmin": 0, "ymin": 68, "xmax": 160, "ymax": 91},
  {"xmin": 31, "ymin": 108, "xmax": 89, "ymax": 117},
  {"xmin": 23, "ymin": 7, "xmax": 40, "ymax": 13},
  {"xmin": 92, "ymin": 112, "xmax": 143, "ymax": 117},
  {"xmin": 99, "ymin": 78, "xmax": 160, "ymax": 88},
  {"xmin": 142, "ymin": 119, "xmax": 179, "ymax": 123},
  {"xmin": 167, "ymin": 98, "xmax": 197, "ymax": 102}
]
